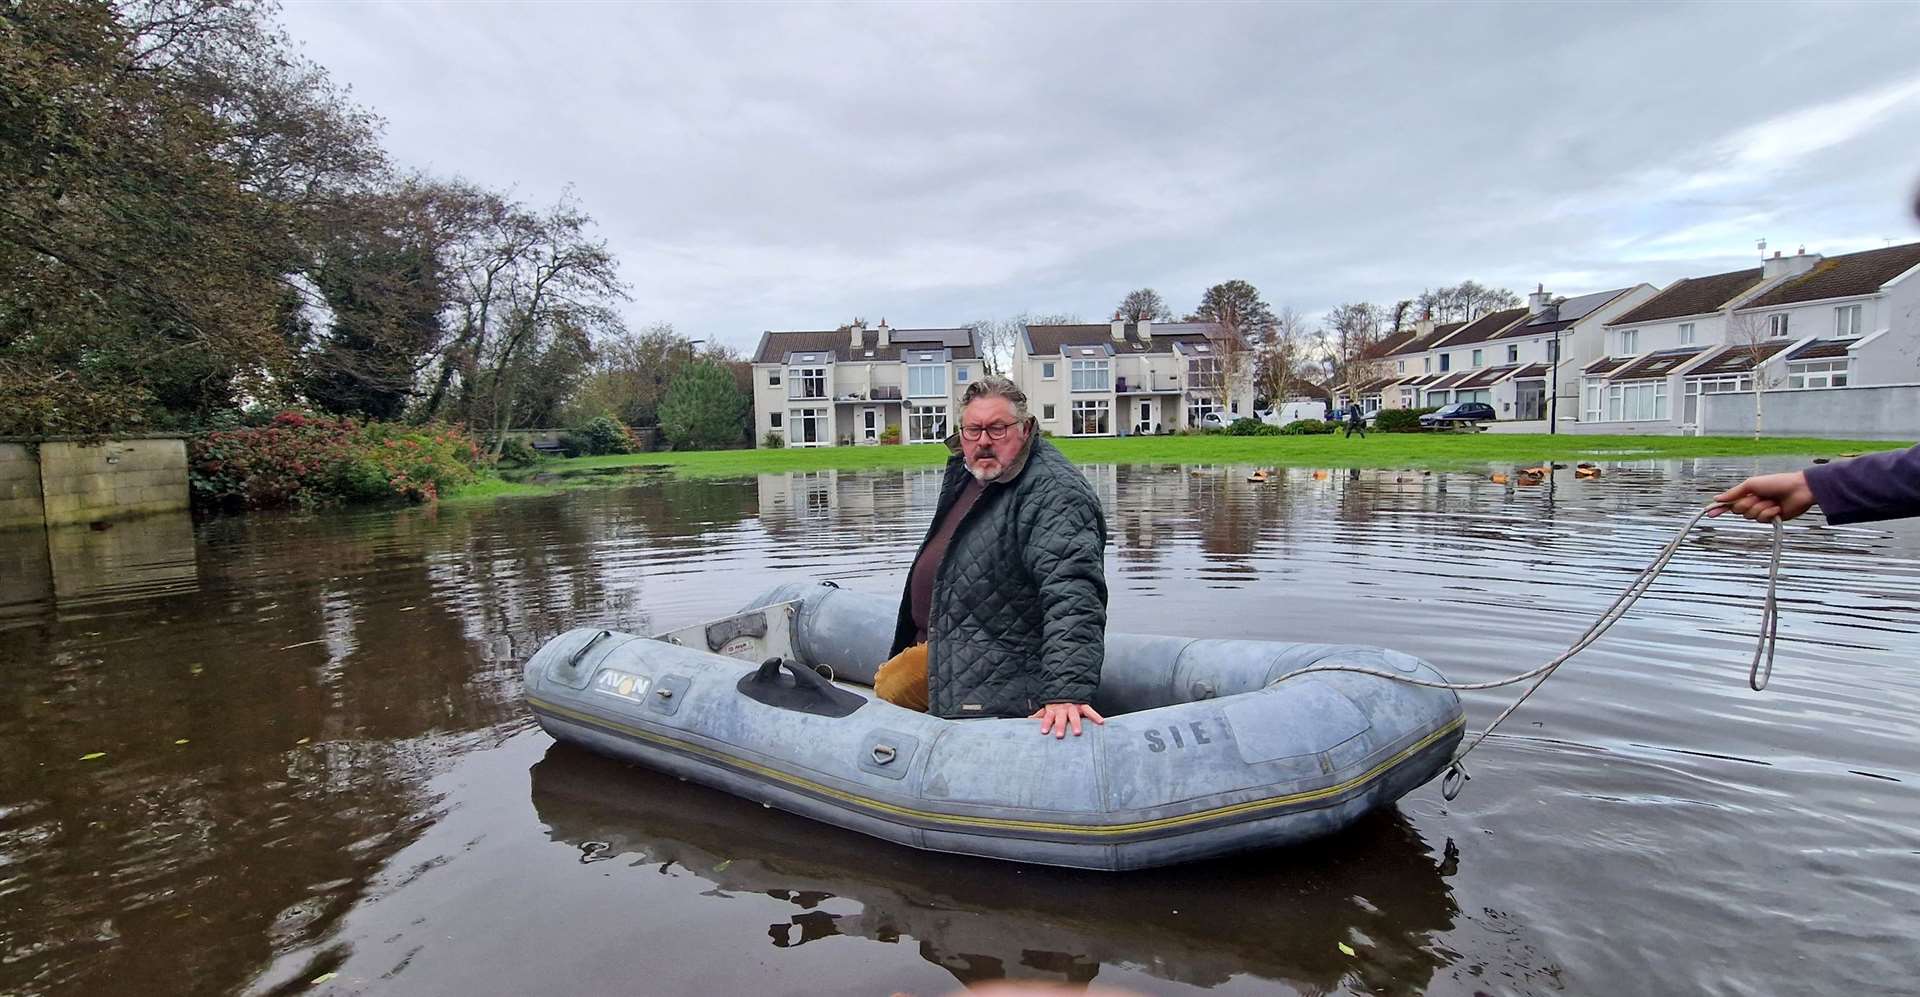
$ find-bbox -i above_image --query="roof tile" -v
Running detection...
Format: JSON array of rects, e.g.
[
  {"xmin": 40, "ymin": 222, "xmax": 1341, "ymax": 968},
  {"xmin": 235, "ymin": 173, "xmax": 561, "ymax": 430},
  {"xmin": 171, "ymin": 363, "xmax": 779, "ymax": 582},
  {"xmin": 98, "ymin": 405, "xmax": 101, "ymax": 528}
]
[
  {"xmin": 1608, "ymin": 268, "xmax": 1766, "ymax": 326},
  {"xmin": 1739, "ymin": 242, "xmax": 1920, "ymax": 309}
]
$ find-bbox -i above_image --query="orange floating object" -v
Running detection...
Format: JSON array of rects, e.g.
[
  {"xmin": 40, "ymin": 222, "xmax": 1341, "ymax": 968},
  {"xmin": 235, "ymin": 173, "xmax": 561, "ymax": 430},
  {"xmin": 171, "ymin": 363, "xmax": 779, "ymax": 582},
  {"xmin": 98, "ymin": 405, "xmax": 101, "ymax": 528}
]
[{"xmin": 1490, "ymin": 473, "xmax": 1509, "ymax": 485}]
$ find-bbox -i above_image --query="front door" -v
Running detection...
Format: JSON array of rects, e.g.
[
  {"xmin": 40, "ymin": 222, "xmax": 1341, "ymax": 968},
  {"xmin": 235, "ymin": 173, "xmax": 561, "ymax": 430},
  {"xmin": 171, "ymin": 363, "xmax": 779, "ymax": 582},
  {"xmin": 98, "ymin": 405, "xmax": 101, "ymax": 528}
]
[
  {"xmin": 861, "ymin": 407, "xmax": 878, "ymax": 441},
  {"xmin": 1139, "ymin": 401, "xmax": 1152, "ymax": 433}
]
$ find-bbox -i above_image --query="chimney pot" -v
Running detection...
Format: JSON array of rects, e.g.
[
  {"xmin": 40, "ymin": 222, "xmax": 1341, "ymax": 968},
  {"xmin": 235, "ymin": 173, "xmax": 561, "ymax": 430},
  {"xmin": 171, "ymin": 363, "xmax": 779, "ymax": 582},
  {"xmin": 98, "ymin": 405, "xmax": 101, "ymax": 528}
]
[
  {"xmin": 876, "ymin": 319, "xmax": 890, "ymax": 348},
  {"xmin": 1110, "ymin": 319, "xmax": 1125, "ymax": 341},
  {"xmin": 1139, "ymin": 319, "xmax": 1153, "ymax": 341}
]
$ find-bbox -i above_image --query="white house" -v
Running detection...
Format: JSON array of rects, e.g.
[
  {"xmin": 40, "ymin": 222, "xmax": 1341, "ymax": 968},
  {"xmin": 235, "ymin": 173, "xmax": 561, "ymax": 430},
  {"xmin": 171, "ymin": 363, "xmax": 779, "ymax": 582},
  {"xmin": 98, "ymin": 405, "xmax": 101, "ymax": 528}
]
[
  {"xmin": 1015, "ymin": 320, "xmax": 1254, "ymax": 436},
  {"xmin": 750, "ymin": 320, "xmax": 980, "ymax": 447}
]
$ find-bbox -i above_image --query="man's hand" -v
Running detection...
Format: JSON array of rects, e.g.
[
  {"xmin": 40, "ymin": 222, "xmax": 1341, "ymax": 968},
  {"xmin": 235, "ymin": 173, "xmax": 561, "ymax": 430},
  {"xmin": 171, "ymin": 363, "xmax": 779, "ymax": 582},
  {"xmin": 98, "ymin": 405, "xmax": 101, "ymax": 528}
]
[
  {"xmin": 1711, "ymin": 471, "xmax": 1816, "ymax": 523},
  {"xmin": 1031, "ymin": 702, "xmax": 1104, "ymax": 739}
]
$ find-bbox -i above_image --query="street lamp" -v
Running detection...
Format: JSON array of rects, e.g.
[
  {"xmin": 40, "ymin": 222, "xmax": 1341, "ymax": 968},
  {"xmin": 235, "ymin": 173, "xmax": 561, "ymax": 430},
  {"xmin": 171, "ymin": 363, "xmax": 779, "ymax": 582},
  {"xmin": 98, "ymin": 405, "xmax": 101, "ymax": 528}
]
[{"xmin": 685, "ymin": 339, "xmax": 706, "ymax": 362}]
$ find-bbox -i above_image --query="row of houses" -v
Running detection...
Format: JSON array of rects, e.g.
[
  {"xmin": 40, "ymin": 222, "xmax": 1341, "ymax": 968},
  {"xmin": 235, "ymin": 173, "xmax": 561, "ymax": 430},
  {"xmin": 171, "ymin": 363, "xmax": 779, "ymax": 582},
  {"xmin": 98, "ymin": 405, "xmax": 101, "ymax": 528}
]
[
  {"xmin": 747, "ymin": 239, "xmax": 1920, "ymax": 447},
  {"xmin": 749, "ymin": 319, "xmax": 1255, "ymax": 446},
  {"xmin": 1335, "ymin": 241, "xmax": 1920, "ymax": 438}
]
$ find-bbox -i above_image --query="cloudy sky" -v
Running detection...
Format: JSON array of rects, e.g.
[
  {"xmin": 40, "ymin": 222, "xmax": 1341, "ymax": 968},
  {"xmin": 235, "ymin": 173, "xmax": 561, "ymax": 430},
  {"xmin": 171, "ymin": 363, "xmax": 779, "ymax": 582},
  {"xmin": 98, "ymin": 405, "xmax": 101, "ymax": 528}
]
[{"xmin": 279, "ymin": 1, "xmax": 1920, "ymax": 351}]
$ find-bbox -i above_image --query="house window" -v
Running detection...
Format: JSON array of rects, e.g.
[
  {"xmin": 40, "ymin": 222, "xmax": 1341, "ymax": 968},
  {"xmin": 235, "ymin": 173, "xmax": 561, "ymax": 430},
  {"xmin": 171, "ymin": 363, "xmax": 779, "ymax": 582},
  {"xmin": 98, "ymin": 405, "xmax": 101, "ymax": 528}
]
[
  {"xmin": 1230, "ymin": 400, "xmax": 1240, "ymax": 414},
  {"xmin": 1187, "ymin": 356, "xmax": 1221, "ymax": 388},
  {"xmin": 1788, "ymin": 359, "xmax": 1849, "ymax": 389},
  {"xmin": 769, "ymin": 412, "xmax": 782, "ymax": 428},
  {"xmin": 1583, "ymin": 380, "xmax": 1602, "ymax": 422},
  {"xmin": 1835, "ymin": 305, "xmax": 1862, "ymax": 337},
  {"xmin": 768, "ymin": 369, "xmax": 782, "ymax": 386},
  {"xmin": 788, "ymin": 408, "xmax": 826, "ymax": 445},
  {"xmin": 1187, "ymin": 396, "xmax": 1219, "ymax": 426},
  {"xmin": 1547, "ymin": 339, "xmax": 1560, "ymax": 362},
  {"xmin": 1769, "ymin": 314, "xmax": 1790, "ymax": 338},
  {"xmin": 1423, "ymin": 357, "xmax": 1432, "ymax": 373},
  {"xmin": 1397, "ymin": 360, "xmax": 1406, "ymax": 373},
  {"xmin": 1678, "ymin": 323, "xmax": 1695, "ymax": 345},
  {"xmin": 1401, "ymin": 387, "xmax": 1416, "ymax": 407},
  {"xmin": 1439, "ymin": 354, "xmax": 1451, "ymax": 372},
  {"xmin": 1042, "ymin": 403, "xmax": 1056, "ymax": 421},
  {"xmin": 907, "ymin": 364, "xmax": 945, "ymax": 397},
  {"xmin": 1070, "ymin": 358, "xmax": 1110, "ymax": 392},
  {"xmin": 1071, "ymin": 399, "xmax": 1111, "ymax": 435},
  {"xmin": 1041, "ymin": 361, "xmax": 1057, "ymax": 380},
  {"xmin": 955, "ymin": 366, "xmax": 969, "ymax": 383},
  {"xmin": 1684, "ymin": 374, "xmax": 1754, "ymax": 423},
  {"xmin": 790, "ymin": 367, "xmax": 825, "ymax": 399},
  {"xmin": 1506, "ymin": 344, "xmax": 1518, "ymax": 364},
  {"xmin": 1618, "ymin": 329, "xmax": 1639, "ymax": 353},
  {"xmin": 1426, "ymin": 389, "xmax": 1451, "ymax": 407},
  {"xmin": 907, "ymin": 404, "xmax": 947, "ymax": 443},
  {"xmin": 1471, "ymin": 349, "xmax": 1484, "ymax": 368},
  {"xmin": 1601, "ymin": 380, "xmax": 1667, "ymax": 422}
]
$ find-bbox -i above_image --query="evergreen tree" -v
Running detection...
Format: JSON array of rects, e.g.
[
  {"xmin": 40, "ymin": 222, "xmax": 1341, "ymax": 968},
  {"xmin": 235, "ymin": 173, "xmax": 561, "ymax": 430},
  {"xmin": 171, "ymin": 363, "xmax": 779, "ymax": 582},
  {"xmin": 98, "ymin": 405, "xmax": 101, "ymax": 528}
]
[{"xmin": 657, "ymin": 360, "xmax": 748, "ymax": 450}]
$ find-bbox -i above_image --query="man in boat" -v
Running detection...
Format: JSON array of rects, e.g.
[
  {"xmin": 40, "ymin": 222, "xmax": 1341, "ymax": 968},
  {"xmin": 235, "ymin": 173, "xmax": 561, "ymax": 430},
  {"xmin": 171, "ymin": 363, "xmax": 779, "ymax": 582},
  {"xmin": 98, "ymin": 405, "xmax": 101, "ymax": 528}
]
[{"xmin": 873, "ymin": 375, "xmax": 1110, "ymax": 738}]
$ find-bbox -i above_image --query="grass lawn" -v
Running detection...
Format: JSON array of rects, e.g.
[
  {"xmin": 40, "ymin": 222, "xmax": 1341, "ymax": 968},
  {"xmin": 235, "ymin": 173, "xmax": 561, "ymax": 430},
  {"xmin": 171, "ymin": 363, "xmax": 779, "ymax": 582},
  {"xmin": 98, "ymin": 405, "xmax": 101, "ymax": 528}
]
[{"xmin": 454, "ymin": 432, "xmax": 1909, "ymax": 499}]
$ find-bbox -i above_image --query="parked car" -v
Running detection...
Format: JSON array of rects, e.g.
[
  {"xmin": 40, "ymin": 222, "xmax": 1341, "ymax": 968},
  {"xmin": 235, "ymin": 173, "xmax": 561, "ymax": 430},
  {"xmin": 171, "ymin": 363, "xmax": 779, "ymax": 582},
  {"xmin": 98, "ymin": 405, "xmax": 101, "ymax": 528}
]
[
  {"xmin": 1418, "ymin": 402, "xmax": 1496, "ymax": 429},
  {"xmin": 1198, "ymin": 411, "xmax": 1232, "ymax": 430}
]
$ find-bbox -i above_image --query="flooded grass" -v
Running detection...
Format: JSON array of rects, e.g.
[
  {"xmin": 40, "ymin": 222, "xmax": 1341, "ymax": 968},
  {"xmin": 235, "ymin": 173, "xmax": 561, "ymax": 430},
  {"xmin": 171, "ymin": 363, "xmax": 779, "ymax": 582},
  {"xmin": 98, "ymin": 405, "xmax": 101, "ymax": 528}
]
[{"xmin": 465, "ymin": 432, "xmax": 1909, "ymax": 499}]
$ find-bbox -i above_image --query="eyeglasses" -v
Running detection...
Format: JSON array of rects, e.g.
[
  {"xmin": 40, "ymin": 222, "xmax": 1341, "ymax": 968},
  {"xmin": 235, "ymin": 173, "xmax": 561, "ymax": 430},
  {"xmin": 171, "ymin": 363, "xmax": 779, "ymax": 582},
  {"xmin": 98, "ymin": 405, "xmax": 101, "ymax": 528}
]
[{"xmin": 959, "ymin": 421, "xmax": 1020, "ymax": 442}]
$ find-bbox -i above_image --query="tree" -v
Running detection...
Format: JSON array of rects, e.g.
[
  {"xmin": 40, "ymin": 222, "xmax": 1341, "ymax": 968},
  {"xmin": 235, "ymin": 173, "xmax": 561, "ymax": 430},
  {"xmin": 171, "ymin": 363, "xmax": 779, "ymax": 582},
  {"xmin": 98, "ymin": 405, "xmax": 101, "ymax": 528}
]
[
  {"xmin": 1323, "ymin": 302, "xmax": 1387, "ymax": 401},
  {"xmin": 967, "ymin": 312, "xmax": 1078, "ymax": 377},
  {"xmin": 1254, "ymin": 307, "xmax": 1312, "ymax": 406},
  {"xmin": 1725, "ymin": 311, "xmax": 1784, "ymax": 438},
  {"xmin": 1190, "ymin": 280, "xmax": 1278, "ymax": 342},
  {"xmin": 1113, "ymin": 288, "xmax": 1174, "ymax": 323},
  {"xmin": 569, "ymin": 323, "xmax": 714, "ymax": 427},
  {"xmin": 657, "ymin": 360, "xmax": 749, "ymax": 451}
]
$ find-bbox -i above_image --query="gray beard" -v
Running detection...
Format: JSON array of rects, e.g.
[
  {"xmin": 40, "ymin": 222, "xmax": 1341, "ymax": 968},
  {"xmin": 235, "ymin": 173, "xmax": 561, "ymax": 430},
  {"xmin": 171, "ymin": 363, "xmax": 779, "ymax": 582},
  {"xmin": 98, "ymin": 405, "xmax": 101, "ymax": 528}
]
[{"xmin": 967, "ymin": 461, "xmax": 1001, "ymax": 483}]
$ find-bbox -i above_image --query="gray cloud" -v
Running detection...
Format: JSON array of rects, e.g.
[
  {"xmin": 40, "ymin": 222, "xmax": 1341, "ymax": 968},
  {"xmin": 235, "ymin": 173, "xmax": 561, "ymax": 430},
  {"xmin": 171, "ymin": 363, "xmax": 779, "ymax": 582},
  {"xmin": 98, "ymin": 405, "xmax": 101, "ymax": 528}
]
[{"xmin": 281, "ymin": 1, "xmax": 1920, "ymax": 348}]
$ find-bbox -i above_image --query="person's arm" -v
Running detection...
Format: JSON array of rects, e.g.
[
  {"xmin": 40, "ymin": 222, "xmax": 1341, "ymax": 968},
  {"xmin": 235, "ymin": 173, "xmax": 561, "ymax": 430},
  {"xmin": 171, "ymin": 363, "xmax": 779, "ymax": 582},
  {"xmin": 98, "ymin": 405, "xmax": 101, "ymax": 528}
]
[
  {"xmin": 1803, "ymin": 445, "xmax": 1920, "ymax": 525},
  {"xmin": 1019, "ymin": 482, "xmax": 1109, "ymax": 737},
  {"xmin": 1712, "ymin": 444, "xmax": 1920, "ymax": 525}
]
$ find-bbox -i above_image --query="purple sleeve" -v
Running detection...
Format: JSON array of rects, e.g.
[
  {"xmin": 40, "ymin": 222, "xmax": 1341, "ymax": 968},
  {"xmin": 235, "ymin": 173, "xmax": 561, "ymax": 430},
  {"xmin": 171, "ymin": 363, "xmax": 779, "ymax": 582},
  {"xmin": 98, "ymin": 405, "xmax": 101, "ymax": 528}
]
[{"xmin": 1804, "ymin": 445, "xmax": 1920, "ymax": 525}]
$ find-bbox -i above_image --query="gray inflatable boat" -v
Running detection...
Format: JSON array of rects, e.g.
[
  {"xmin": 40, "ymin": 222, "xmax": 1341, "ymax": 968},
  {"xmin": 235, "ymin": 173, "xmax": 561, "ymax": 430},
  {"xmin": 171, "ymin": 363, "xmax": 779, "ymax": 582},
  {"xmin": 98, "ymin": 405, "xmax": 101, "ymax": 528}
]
[{"xmin": 522, "ymin": 582, "xmax": 1464, "ymax": 871}]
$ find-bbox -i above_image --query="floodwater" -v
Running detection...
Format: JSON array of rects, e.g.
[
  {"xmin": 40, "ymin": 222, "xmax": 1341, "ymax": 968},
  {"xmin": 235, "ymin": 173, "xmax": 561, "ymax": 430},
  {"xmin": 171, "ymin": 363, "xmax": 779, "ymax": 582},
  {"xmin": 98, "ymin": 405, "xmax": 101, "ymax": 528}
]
[{"xmin": 4, "ymin": 459, "xmax": 1919, "ymax": 996}]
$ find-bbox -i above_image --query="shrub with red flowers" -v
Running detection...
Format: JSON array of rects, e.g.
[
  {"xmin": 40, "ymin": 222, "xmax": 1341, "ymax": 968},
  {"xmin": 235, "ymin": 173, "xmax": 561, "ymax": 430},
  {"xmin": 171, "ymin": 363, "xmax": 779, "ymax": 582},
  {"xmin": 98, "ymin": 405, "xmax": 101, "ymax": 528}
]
[{"xmin": 190, "ymin": 411, "xmax": 487, "ymax": 510}]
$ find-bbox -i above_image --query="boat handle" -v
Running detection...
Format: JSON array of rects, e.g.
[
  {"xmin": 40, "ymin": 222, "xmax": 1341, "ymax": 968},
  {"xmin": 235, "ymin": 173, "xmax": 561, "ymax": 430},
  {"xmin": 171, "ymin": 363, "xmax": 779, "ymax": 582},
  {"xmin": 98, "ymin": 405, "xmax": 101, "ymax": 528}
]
[
  {"xmin": 750, "ymin": 656, "xmax": 834, "ymax": 696},
  {"xmin": 870, "ymin": 744, "xmax": 897, "ymax": 765},
  {"xmin": 569, "ymin": 630, "xmax": 612, "ymax": 669}
]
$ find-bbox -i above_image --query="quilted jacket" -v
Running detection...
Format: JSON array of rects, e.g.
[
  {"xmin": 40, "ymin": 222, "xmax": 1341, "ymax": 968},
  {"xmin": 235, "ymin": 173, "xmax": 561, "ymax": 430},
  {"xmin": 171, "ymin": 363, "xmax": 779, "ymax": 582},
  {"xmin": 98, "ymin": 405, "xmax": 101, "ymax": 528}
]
[{"xmin": 890, "ymin": 425, "xmax": 1109, "ymax": 718}]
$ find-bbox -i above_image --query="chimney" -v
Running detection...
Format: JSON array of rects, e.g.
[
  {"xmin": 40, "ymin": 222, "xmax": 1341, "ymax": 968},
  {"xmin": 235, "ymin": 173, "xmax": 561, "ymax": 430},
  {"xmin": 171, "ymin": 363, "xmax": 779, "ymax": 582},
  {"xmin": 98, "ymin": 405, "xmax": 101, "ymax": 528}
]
[
  {"xmin": 849, "ymin": 319, "xmax": 865, "ymax": 349},
  {"xmin": 876, "ymin": 318, "xmax": 890, "ymax": 348},
  {"xmin": 1110, "ymin": 319, "xmax": 1126, "ymax": 342},
  {"xmin": 1763, "ymin": 247, "xmax": 1821, "ymax": 280},
  {"xmin": 1528, "ymin": 283, "xmax": 1552, "ymax": 315},
  {"xmin": 1416, "ymin": 316, "xmax": 1435, "ymax": 337},
  {"xmin": 1138, "ymin": 319, "xmax": 1153, "ymax": 341}
]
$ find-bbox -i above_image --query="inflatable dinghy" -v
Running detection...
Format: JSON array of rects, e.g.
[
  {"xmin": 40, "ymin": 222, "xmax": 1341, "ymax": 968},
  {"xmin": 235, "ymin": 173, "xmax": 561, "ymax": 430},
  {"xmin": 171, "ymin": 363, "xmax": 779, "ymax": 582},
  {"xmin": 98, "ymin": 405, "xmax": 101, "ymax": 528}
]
[{"xmin": 522, "ymin": 582, "xmax": 1464, "ymax": 870}]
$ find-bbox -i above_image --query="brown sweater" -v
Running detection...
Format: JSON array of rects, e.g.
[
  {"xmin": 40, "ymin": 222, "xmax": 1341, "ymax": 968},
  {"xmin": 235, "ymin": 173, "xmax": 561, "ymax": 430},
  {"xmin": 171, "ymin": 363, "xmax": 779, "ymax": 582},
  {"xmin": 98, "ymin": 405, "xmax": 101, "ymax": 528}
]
[{"xmin": 907, "ymin": 476, "xmax": 985, "ymax": 643}]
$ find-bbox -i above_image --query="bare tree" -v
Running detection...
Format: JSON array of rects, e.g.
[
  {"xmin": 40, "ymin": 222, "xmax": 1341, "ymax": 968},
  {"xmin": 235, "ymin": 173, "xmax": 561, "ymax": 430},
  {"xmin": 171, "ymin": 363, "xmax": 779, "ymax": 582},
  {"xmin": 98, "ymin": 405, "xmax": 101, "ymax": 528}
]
[
  {"xmin": 1113, "ymin": 288, "xmax": 1174, "ymax": 322},
  {"xmin": 1323, "ymin": 302, "xmax": 1386, "ymax": 402},
  {"xmin": 967, "ymin": 312, "xmax": 1078, "ymax": 377},
  {"xmin": 1255, "ymin": 306, "xmax": 1310, "ymax": 405},
  {"xmin": 1724, "ymin": 311, "xmax": 1784, "ymax": 438}
]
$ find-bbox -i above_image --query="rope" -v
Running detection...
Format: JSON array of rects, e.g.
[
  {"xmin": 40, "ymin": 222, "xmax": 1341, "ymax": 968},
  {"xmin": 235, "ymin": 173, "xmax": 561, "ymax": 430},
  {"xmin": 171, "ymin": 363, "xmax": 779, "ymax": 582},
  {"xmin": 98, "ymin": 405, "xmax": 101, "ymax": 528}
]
[{"xmin": 1267, "ymin": 504, "xmax": 1784, "ymax": 800}]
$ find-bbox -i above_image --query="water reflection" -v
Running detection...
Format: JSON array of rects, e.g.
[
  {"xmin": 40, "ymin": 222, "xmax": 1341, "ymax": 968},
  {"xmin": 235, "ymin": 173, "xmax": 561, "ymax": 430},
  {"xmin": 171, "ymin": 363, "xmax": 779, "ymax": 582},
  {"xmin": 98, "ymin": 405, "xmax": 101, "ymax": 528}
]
[
  {"xmin": 2, "ymin": 461, "xmax": 1918, "ymax": 996},
  {"xmin": 529, "ymin": 743, "xmax": 1460, "ymax": 993}
]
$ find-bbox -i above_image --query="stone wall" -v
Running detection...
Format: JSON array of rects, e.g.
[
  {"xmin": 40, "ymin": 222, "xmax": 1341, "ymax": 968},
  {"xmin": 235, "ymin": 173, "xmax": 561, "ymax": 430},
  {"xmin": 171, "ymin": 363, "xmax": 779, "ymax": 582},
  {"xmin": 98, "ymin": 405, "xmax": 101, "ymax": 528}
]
[
  {"xmin": 0, "ymin": 443, "xmax": 46, "ymax": 529},
  {"xmin": 36, "ymin": 439, "xmax": 190, "ymax": 527}
]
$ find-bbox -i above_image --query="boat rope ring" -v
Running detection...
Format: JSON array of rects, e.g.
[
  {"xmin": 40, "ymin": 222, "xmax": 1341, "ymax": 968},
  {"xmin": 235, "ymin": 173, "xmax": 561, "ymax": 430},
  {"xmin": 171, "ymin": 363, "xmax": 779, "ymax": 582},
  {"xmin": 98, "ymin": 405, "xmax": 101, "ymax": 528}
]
[
  {"xmin": 813, "ymin": 663, "xmax": 835, "ymax": 682},
  {"xmin": 1441, "ymin": 761, "xmax": 1470, "ymax": 801},
  {"xmin": 870, "ymin": 744, "xmax": 897, "ymax": 765}
]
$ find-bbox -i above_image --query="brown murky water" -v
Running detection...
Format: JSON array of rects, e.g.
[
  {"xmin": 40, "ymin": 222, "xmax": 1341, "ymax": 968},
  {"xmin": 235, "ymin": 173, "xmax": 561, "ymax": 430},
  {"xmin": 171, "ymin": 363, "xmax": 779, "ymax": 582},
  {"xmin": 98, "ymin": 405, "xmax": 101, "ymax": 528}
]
[{"xmin": 4, "ymin": 461, "xmax": 1919, "ymax": 996}]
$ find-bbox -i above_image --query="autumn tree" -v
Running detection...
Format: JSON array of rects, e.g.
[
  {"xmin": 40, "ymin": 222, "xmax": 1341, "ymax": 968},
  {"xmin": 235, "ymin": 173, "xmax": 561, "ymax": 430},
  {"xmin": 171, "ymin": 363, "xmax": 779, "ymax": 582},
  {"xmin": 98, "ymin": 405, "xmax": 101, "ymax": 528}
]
[
  {"xmin": 1254, "ymin": 307, "xmax": 1312, "ymax": 406},
  {"xmin": 1113, "ymin": 288, "xmax": 1174, "ymax": 323},
  {"xmin": 967, "ymin": 312, "xmax": 1078, "ymax": 377},
  {"xmin": 1724, "ymin": 311, "xmax": 1785, "ymax": 438}
]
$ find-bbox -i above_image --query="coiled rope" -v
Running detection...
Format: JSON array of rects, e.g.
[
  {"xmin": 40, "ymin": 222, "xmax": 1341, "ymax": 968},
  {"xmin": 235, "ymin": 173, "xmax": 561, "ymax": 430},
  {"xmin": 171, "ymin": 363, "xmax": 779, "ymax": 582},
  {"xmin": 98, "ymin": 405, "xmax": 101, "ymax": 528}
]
[{"xmin": 1268, "ymin": 504, "xmax": 1784, "ymax": 800}]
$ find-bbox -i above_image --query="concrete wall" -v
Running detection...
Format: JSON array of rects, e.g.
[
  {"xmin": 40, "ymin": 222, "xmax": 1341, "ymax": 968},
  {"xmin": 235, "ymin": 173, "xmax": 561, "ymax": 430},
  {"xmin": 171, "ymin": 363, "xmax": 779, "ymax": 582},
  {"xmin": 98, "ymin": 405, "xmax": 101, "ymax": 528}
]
[
  {"xmin": 36, "ymin": 439, "xmax": 189, "ymax": 526},
  {"xmin": 0, "ymin": 443, "xmax": 45, "ymax": 529},
  {"xmin": 1698, "ymin": 383, "xmax": 1920, "ymax": 440}
]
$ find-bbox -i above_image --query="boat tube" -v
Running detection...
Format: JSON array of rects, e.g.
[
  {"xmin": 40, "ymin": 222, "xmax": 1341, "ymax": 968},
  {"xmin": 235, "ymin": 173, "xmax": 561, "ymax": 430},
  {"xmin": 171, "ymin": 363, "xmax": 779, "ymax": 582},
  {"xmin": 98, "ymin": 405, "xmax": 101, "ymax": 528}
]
[{"xmin": 522, "ymin": 581, "xmax": 1464, "ymax": 870}]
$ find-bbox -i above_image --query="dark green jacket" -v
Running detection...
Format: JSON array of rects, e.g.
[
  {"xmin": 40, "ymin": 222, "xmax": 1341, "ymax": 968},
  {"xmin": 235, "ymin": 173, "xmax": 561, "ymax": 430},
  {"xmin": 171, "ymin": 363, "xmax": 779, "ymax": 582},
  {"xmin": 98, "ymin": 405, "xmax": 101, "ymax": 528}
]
[{"xmin": 891, "ymin": 426, "xmax": 1109, "ymax": 718}]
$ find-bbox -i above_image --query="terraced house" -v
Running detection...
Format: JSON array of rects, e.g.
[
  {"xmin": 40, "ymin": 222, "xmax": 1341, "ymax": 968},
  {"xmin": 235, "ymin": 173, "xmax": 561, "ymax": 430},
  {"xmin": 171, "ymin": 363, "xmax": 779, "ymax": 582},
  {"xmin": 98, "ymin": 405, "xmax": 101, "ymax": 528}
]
[
  {"xmin": 1344, "ymin": 282, "xmax": 1655, "ymax": 427},
  {"xmin": 1584, "ymin": 242, "xmax": 1920, "ymax": 437},
  {"xmin": 751, "ymin": 320, "xmax": 980, "ymax": 447},
  {"xmin": 1014, "ymin": 320, "xmax": 1255, "ymax": 436}
]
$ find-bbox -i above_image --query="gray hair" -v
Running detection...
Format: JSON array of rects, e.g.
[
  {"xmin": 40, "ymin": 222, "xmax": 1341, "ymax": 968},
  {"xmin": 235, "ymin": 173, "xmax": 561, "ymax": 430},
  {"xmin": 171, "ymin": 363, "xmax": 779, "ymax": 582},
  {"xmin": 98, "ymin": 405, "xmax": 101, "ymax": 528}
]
[{"xmin": 961, "ymin": 374, "xmax": 1029, "ymax": 419}]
